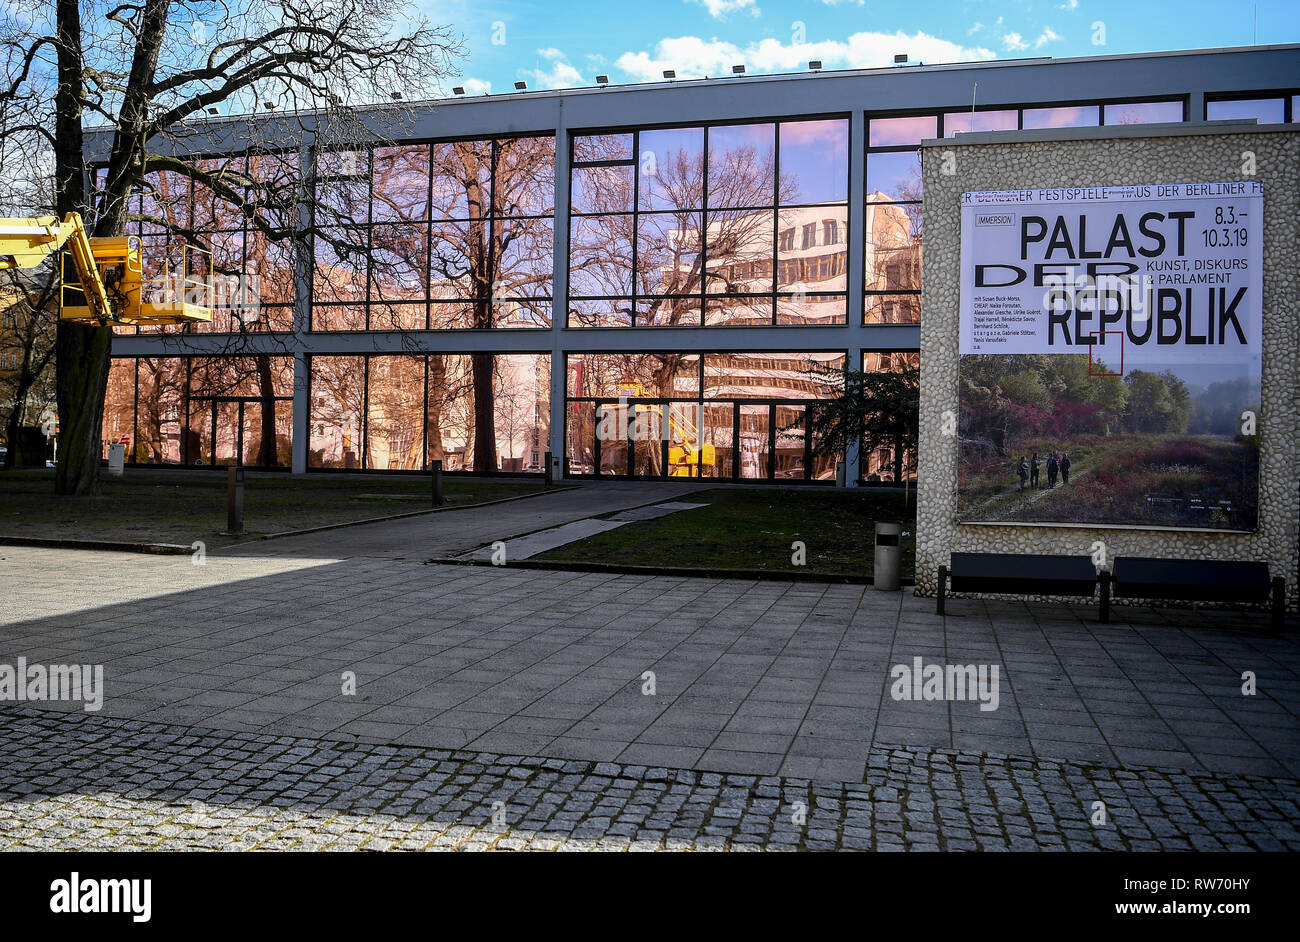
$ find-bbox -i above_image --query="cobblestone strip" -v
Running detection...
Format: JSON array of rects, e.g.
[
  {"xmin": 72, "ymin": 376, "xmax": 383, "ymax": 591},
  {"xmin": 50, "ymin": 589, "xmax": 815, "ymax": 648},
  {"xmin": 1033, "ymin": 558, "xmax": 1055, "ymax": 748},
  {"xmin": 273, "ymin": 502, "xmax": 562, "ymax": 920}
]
[{"xmin": 2, "ymin": 709, "xmax": 1297, "ymax": 851}]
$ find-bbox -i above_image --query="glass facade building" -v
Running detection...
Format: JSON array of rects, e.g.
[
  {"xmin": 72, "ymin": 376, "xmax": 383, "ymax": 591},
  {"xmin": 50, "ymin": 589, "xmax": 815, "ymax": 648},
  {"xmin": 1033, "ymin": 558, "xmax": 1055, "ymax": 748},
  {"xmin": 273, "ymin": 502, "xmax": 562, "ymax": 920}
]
[{"xmin": 94, "ymin": 45, "xmax": 1300, "ymax": 481}]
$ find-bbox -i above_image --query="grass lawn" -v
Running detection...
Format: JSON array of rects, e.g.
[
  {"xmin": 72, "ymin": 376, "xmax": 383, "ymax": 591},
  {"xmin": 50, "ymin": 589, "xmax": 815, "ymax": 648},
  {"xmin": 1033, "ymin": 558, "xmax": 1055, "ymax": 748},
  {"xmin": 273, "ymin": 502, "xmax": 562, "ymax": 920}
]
[
  {"xmin": 0, "ymin": 470, "xmax": 548, "ymax": 547},
  {"xmin": 536, "ymin": 487, "xmax": 916, "ymax": 579}
]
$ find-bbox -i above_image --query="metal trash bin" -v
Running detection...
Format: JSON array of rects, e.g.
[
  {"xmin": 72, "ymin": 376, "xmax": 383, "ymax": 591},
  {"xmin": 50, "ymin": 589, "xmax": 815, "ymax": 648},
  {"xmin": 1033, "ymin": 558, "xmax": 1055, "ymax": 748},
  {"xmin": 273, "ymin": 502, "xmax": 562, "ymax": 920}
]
[
  {"xmin": 874, "ymin": 520, "xmax": 902, "ymax": 591},
  {"xmin": 107, "ymin": 442, "xmax": 125, "ymax": 477}
]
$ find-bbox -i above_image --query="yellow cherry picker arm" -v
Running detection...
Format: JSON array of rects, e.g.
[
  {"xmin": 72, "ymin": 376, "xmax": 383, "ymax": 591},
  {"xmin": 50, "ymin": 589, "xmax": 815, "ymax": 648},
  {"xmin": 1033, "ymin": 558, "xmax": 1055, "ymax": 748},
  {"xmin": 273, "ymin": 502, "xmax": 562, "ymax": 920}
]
[{"xmin": 0, "ymin": 213, "xmax": 212, "ymax": 326}]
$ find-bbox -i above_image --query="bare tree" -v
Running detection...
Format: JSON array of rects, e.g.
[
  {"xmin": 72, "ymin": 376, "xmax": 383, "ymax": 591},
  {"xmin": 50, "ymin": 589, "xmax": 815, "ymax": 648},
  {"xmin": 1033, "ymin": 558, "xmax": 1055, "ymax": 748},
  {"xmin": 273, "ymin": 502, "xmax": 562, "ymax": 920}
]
[{"xmin": 0, "ymin": 0, "xmax": 461, "ymax": 493}]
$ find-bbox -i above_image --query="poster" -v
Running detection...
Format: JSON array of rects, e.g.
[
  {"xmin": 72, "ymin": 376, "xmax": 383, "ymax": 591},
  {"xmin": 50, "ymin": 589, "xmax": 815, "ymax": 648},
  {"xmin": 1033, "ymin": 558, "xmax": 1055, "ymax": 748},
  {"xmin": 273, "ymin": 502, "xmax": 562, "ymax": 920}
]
[{"xmin": 956, "ymin": 183, "xmax": 1263, "ymax": 530}]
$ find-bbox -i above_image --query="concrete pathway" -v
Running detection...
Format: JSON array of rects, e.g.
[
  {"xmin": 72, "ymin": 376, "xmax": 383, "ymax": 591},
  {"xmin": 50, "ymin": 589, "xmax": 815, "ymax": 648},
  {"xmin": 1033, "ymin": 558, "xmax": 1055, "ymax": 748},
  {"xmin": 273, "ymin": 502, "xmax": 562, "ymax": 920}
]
[
  {"xmin": 458, "ymin": 501, "xmax": 709, "ymax": 561},
  {"xmin": 218, "ymin": 481, "xmax": 703, "ymax": 561}
]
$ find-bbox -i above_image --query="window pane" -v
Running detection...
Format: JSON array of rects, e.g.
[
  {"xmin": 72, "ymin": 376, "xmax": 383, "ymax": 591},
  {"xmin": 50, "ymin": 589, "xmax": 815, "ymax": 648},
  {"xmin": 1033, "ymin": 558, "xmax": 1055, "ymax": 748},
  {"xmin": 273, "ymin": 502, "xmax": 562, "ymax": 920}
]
[
  {"xmin": 866, "ymin": 152, "xmax": 921, "ymax": 203},
  {"xmin": 567, "ymin": 353, "xmax": 698, "ymax": 398},
  {"xmin": 707, "ymin": 123, "xmax": 775, "ymax": 208},
  {"xmin": 777, "ymin": 293, "xmax": 846, "ymax": 326},
  {"xmin": 565, "ymin": 401, "xmax": 596, "ymax": 474},
  {"xmin": 191, "ymin": 356, "xmax": 292, "ymax": 398},
  {"xmin": 774, "ymin": 404, "xmax": 806, "ymax": 480},
  {"xmin": 1206, "ymin": 98, "xmax": 1286, "ymax": 123},
  {"xmin": 370, "ymin": 224, "xmax": 427, "ymax": 302},
  {"xmin": 247, "ymin": 151, "xmax": 299, "ymax": 231},
  {"xmin": 568, "ymin": 299, "xmax": 633, "ymax": 328},
  {"xmin": 863, "ymin": 351, "xmax": 921, "ymax": 372},
  {"xmin": 430, "ymin": 219, "xmax": 487, "ymax": 301},
  {"xmin": 430, "ymin": 140, "xmax": 491, "ymax": 219},
  {"xmin": 314, "ymin": 150, "xmax": 370, "ymax": 225},
  {"xmin": 312, "ymin": 228, "xmax": 367, "ymax": 304},
  {"xmin": 569, "ymin": 215, "xmax": 633, "ymax": 297},
  {"xmin": 572, "ymin": 164, "xmax": 634, "ymax": 214},
  {"xmin": 369, "ymin": 303, "xmax": 427, "ymax": 331},
  {"xmin": 636, "ymin": 211, "xmax": 703, "ymax": 296},
  {"xmin": 779, "ymin": 118, "xmax": 848, "ymax": 204},
  {"xmin": 102, "ymin": 359, "xmax": 136, "ymax": 460},
  {"xmin": 635, "ymin": 295, "xmax": 703, "ymax": 328},
  {"xmin": 140, "ymin": 170, "xmax": 193, "ymax": 231},
  {"xmin": 135, "ymin": 357, "xmax": 186, "ymax": 464},
  {"xmin": 313, "ymin": 305, "xmax": 367, "ymax": 331},
  {"xmin": 493, "ymin": 354, "xmax": 550, "ymax": 471},
  {"xmin": 246, "ymin": 234, "xmax": 296, "ymax": 306},
  {"xmin": 865, "ymin": 201, "xmax": 922, "ymax": 292},
  {"xmin": 705, "ymin": 295, "xmax": 771, "ymax": 327},
  {"xmin": 426, "ymin": 354, "xmax": 473, "ymax": 469},
  {"xmin": 702, "ymin": 402, "xmax": 734, "ymax": 478},
  {"xmin": 703, "ymin": 352, "xmax": 844, "ymax": 399},
  {"xmin": 1021, "ymin": 105, "xmax": 1099, "ymax": 129},
  {"xmin": 429, "ymin": 302, "xmax": 474, "ymax": 330},
  {"xmin": 366, "ymin": 356, "xmax": 426, "ymax": 470},
  {"xmin": 705, "ymin": 209, "xmax": 773, "ymax": 293},
  {"xmin": 869, "ymin": 115, "xmax": 936, "ymax": 147},
  {"xmin": 573, "ymin": 133, "xmax": 633, "ymax": 164},
  {"xmin": 943, "ymin": 110, "xmax": 1017, "ymax": 136},
  {"xmin": 864, "ymin": 292, "xmax": 921, "ymax": 325},
  {"xmin": 495, "ymin": 136, "xmax": 555, "ymax": 217},
  {"xmin": 496, "ymin": 216, "xmax": 553, "ymax": 297},
  {"xmin": 638, "ymin": 127, "xmax": 704, "ymax": 211},
  {"xmin": 371, "ymin": 145, "xmax": 430, "ymax": 223},
  {"xmin": 1104, "ymin": 100, "xmax": 1182, "ymax": 125},
  {"xmin": 309, "ymin": 356, "xmax": 365, "ymax": 467},
  {"xmin": 191, "ymin": 157, "xmax": 245, "ymax": 230}
]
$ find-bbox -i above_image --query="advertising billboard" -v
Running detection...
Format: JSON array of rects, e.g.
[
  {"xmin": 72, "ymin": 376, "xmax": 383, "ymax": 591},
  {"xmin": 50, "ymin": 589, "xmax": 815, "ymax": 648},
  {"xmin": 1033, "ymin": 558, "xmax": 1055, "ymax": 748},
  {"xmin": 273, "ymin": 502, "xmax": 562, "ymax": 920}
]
[{"xmin": 956, "ymin": 183, "xmax": 1263, "ymax": 530}]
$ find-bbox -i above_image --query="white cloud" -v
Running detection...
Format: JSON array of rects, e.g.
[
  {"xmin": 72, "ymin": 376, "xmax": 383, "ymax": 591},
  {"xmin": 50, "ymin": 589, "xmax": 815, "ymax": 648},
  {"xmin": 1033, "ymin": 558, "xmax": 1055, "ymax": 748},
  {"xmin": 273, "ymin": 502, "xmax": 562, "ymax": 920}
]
[
  {"xmin": 687, "ymin": 0, "xmax": 761, "ymax": 18},
  {"xmin": 456, "ymin": 78, "xmax": 492, "ymax": 96},
  {"xmin": 538, "ymin": 48, "xmax": 565, "ymax": 61},
  {"xmin": 1059, "ymin": 0, "xmax": 1079, "ymax": 10},
  {"xmin": 1002, "ymin": 32, "xmax": 1029, "ymax": 52},
  {"xmin": 1035, "ymin": 27, "xmax": 1062, "ymax": 48},
  {"xmin": 615, "ymin": 30, "xmax": 997, "ymax": 82},
  {"xmin": 968, "ymin": 22, "xmax": 984, "ymax": 35},
  {"xmin": 525, "ymin": 58, "xmax": 587, "ymax": 90}
]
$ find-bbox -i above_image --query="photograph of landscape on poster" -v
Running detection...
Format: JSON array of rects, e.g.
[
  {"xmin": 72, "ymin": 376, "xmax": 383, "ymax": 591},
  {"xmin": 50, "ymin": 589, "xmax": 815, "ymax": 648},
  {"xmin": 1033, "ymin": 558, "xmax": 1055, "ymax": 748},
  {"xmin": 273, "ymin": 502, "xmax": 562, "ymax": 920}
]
[{"xmin": 956, "ymin": 183, "xmax": 1263, "ymax": 531}]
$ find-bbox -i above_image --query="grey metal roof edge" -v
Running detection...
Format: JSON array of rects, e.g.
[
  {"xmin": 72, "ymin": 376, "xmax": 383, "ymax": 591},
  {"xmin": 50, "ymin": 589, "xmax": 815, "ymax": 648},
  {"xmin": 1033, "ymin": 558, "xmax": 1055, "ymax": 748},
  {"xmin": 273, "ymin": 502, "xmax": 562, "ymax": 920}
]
[
  {"xmin": 920, "ymin": 119, "xmax": 1300, "ymax": 147},
  {"xmin": 85, "ymin": 41, "xmax": 1300, "ymax": 136}
]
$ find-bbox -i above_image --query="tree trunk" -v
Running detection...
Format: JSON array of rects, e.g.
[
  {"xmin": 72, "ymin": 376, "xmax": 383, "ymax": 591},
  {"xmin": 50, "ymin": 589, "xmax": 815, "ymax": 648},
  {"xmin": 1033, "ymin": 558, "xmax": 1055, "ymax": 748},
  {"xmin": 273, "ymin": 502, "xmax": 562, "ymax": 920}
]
[
  {"xmin": 257, "ymin": 355, "xmax": 277, "ymax": 466},
  {"xmin": 426, "ymin": 355, "xmax": 446, "ymax": 463},
  {"xmin": 52, "ymin": 0, "xmax": 104, "ymax": 494},
  {"xmin": 3, "ymin": 373, "xmax": 33, "ymax": 468},
  {"xmin": 471, "ymin": 349, "xmax": 496, "ymax": 471}
]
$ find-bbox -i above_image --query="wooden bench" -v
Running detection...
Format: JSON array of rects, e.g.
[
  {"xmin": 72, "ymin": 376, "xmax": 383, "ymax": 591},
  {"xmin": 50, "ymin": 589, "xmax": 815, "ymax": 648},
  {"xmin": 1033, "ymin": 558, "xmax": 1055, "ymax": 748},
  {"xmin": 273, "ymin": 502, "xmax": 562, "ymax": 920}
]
[
  {"xmin": 937, "ymin": 552, "xmax": 1099, "ymax": 615},
  {"xmin": 1103, "ymin": 557, "xmax": 1285, "ymax": 631}
]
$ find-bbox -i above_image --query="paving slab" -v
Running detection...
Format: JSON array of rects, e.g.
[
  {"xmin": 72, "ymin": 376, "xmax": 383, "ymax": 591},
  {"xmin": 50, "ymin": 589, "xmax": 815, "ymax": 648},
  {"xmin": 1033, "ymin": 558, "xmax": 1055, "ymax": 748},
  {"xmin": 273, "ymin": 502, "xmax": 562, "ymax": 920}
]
[{"xmin": 2, "ymin": 546, "xmax": 1297, "ymax": 786}]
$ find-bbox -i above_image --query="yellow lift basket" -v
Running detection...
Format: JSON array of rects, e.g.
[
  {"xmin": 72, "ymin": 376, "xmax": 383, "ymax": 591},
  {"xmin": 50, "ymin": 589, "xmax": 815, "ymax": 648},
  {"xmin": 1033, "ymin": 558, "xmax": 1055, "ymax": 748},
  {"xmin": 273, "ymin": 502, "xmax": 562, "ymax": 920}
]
[{"xmin": 0, "ymin": 213, "xmax": 213, "ymax": 326}]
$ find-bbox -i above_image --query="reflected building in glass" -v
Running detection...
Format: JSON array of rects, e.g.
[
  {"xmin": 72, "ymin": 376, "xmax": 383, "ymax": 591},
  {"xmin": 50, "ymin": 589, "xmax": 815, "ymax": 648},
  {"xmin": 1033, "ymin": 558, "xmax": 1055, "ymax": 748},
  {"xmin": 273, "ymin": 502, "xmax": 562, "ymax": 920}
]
[{"xmin": 92, "ymin": 44, "xmax": 1298, "ymax": 481}]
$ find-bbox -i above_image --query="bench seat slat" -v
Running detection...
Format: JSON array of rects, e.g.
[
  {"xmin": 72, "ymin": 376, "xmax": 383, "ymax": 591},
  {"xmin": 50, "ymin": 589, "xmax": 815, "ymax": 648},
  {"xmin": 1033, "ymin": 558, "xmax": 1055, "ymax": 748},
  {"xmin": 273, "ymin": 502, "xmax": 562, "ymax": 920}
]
[
  {"xmin": 948, "ymin": 552, "xmax": 1097, "ymax": 597},
  {"xmin": 1113, "ymin": 557, "xmax": 1271, "ymax": 603}
]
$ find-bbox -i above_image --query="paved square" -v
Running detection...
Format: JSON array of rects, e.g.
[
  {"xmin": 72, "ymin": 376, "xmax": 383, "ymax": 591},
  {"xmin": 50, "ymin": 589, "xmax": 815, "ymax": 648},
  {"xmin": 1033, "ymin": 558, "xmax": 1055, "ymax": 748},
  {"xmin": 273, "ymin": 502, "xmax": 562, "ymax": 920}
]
[{"xmin": 2, "ymin": 544, "xmax": 1297, "ymax": 849}]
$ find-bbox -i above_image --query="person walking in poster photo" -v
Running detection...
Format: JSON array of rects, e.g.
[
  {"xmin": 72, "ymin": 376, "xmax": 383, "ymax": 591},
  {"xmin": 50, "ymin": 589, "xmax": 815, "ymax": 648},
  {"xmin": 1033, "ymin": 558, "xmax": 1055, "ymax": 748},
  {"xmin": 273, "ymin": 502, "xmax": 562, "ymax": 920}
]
[
  {"xmin": 1046, "ymin": 454, "xmax": 1058, "ymax": 487},
  {"xmin": 1060, "ymin": 453, "xmax": 1071, "ymax": 485},
  {"xmin": 1030, "ymin": 453, "xmax": 1041, "ymax": 489},
  {"xmin": 1017, "ymin": 457, "xmax": 1029, "ymax": 491}
]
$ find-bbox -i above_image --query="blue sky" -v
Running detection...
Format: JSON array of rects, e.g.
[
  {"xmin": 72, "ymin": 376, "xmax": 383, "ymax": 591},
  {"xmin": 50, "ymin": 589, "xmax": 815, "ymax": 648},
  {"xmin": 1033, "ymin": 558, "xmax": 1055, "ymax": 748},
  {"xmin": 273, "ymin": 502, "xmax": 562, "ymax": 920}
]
[{"xmin": 416, "ymin": 0, "xmax": 1299, "ymax": 95}]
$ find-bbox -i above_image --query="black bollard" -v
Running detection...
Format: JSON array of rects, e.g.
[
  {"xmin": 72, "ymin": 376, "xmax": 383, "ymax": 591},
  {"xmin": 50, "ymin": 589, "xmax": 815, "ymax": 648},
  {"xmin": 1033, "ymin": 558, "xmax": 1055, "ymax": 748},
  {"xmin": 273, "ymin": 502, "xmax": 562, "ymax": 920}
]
[
  {"xmin": 431, "ymin": 459, "xmax": 444, "ymax": 506},
  {"xmin": 544, "ymin": 451, "xmax": 553, "ymax": 486},
  {"xmin": 227, "ymin": 466, "xmax": 244, "ymax": 534}
]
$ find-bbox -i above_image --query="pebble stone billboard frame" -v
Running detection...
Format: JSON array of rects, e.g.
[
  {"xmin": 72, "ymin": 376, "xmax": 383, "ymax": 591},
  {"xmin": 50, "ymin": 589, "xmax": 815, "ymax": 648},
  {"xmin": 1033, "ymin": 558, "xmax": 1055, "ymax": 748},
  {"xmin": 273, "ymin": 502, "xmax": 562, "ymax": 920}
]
[{"xmin": 955, "ymin": 182, "xmax": 1263, "ymax": 532}]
